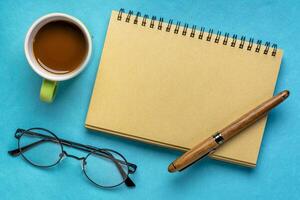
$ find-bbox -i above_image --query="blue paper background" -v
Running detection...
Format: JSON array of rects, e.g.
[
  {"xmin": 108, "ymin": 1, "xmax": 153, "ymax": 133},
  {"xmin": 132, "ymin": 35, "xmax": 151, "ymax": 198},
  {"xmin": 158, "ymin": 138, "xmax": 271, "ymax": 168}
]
[{"xmin": 0, "ymin": 0, "xmax": 299, "ymax": 199}]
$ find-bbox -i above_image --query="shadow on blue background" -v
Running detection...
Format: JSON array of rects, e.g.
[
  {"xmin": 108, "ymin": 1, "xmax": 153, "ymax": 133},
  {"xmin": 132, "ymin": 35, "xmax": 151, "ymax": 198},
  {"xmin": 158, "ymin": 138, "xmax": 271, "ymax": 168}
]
[{"xmin": 0, "ymin": 0, "xmax": 299, "ymax": 199}]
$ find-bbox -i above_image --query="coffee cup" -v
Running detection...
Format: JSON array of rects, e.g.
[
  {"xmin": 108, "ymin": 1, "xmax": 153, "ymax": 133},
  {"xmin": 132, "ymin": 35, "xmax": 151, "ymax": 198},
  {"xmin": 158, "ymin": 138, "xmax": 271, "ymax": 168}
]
[{"xmin": 24, "ymin": 13, "xmax": 92, "ymax": 103}]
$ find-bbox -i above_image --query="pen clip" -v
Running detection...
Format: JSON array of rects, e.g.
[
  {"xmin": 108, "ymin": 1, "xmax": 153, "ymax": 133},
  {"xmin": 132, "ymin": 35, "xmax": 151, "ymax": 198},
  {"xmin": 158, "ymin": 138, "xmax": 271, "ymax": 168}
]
[{"xmin": 178, "ymin": 151, "xmax": 211, "ymax": 172}]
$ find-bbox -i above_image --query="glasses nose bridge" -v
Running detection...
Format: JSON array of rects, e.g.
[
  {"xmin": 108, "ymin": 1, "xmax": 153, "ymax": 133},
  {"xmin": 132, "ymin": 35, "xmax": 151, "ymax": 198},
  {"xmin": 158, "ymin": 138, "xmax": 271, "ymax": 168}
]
[{"xmin": 62, "ymin": 151, "xmax": 85, "ymax": 161}]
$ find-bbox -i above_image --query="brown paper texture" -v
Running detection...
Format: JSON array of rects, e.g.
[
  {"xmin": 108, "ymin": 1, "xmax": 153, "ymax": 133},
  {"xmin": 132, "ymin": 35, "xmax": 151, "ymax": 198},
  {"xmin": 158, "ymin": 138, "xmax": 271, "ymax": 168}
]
[{"xmin": 86, "ymin": 11, "xmax": 282, "ymax": 167}]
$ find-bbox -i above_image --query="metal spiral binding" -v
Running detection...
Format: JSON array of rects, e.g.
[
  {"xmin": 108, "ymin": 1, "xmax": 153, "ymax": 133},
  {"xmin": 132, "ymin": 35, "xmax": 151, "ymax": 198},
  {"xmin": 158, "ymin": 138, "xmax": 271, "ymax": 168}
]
[
  {"xmin": 133, "ymin": 12, "xmax": 141, "ymax": 24},
  {"xmin": 142, "ymin": 14, "xmax": 148, "ymax": 26},
  {"xmin": 248, "ymin": 38, "xmax": 254, "ymax": 50},
  {"xmin": 215, "ymin": 31, "xmax": 221, "ymax": 43},
  {"xmin": 183, "ymin": 23, "xmax": 188, "ymax": 36},
  {"xmin": 231, "ymin": 34, "xmax": 237, "ymax": 47},
  {"xmin": 174, "ymin": 21, "xmax": 181, "ymax": 34},
  {"xmin": 150, "ymin": 16, "xmax": 156, "ymax": 28},
  {"xmin": 166, "ymin": 20, "xmax": 172, "ymax": 32},
  {"xmin": 199, "ymin": 27, "xmax": 205, "ymax": 40},
  {"xmin": 117, "ymin": 9, "xmax": 278, "ymax": 56},
  {"xmin": 223, "ymin": 33, "xmax": 229, "ymax": 45},
  {"xmin": 190, "ymin": 25, "xmax": 196, "ymax": 38},
  {"xmin": 207, "ymin": 29, "xmax": 213, "ymax": 41},
  {"xmin": 158, "ymin": 18, "xmax": 163, "ymax": 30},
  {"xmin": 256, "ymin": 40, "xmax": 262, "ymax": 52},
  {"xmin": 125, "ymin": 10, "xmax": 133, "ymax": 22},
  {"xmin": 239, "ymin": 36, "xmax": 246, "ymax": 49}
]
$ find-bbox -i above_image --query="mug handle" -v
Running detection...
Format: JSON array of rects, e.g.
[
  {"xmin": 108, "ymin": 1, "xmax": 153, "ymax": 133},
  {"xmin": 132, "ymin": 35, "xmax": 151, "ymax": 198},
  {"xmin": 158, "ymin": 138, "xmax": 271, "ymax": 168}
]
[{"xmin": 40, "ymin": 79, "xmax": 57, "ymax": 103}]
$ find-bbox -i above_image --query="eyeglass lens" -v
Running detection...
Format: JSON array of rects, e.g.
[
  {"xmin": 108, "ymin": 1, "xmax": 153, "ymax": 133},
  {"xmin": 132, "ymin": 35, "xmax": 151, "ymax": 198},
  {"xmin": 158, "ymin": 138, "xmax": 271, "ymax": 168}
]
[
  {"xmin": 83, "ymin": 150, "xmax": 129, "ymax": 187},
  {"xmin": 18, "ymin": 128, "xmax": 62, "ymax": 167}
]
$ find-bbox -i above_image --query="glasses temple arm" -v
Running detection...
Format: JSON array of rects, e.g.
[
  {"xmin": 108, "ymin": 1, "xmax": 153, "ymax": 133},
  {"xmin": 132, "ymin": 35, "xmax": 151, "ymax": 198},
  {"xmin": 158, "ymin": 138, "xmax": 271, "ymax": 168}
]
[{"xmin": 8, "ymin": 138, "xmax": 57, "ymax": 156}]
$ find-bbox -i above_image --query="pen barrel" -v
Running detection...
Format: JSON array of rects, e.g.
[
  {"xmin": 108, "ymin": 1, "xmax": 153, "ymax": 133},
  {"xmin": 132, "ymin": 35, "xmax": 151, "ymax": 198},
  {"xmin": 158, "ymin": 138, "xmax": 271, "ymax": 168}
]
[
  {"xmin": 171, "ymin": 137, "xmax": 219, "ymax": 171},
  {"xmin": 219, "ymin": 90, "xmax": 289, "ymax": 141}
]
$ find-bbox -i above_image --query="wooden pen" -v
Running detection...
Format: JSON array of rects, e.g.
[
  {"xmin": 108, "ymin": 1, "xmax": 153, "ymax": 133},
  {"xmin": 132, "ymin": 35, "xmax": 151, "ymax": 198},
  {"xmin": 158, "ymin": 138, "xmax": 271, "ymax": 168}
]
[{"xmin": 168, "ymin": 90, "xmax": 290, "ymax": 173}]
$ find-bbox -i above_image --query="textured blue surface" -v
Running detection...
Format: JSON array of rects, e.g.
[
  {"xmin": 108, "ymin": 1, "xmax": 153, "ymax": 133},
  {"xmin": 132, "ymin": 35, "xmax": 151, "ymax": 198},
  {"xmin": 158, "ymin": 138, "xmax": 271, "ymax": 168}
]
[{"xmin": 0, "ymin": 0, "xmax": 299, "ymax": 199}]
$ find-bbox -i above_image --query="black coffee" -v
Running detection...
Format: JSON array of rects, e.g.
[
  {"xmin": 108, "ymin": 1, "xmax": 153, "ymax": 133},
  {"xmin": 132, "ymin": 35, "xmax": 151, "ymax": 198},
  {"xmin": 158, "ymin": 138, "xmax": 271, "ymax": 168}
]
[{"xmin": 33, "ymin": 20, "xmax": 88, "ymax": 74}]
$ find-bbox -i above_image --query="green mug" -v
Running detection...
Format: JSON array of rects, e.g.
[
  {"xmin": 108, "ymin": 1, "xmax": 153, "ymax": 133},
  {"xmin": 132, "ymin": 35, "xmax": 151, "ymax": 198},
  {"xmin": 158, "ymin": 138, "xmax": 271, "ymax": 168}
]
[{"xmin": 24, "ymin": 13, "xmax": 92, "ymax": 103}]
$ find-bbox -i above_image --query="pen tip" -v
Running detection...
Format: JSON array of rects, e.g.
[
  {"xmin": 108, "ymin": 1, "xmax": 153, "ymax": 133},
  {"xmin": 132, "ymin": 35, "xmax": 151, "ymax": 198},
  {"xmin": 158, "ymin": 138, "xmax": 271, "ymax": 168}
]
[
  {"xmin": 168, "ymin": 163, "xmax": 176, "ymax": 173},
  {"xmin": 282, "ymin": 90, "xmax": 290, "ymax": 99}
]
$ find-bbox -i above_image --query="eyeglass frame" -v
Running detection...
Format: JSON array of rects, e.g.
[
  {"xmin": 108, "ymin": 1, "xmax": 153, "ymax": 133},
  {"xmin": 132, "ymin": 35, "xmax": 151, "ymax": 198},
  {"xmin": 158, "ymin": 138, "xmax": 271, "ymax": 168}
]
[{"xmin": 8, "ymin": 128, "xmax": 137, "ymax": 188}]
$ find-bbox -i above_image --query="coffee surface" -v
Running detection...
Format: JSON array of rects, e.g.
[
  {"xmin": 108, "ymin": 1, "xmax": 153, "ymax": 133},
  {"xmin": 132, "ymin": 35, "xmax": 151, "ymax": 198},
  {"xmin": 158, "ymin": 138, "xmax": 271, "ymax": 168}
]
[{"xmin": 33, "ymin": 20, "xmax": 88, "ymax": 74}]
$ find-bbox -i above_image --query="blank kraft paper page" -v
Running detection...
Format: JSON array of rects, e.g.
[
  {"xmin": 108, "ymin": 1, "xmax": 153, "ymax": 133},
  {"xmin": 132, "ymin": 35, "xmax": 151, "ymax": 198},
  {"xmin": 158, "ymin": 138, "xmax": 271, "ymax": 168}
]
[{"xmin": 86, "ymin": 10, "xmax": 282, "ymax": 167}]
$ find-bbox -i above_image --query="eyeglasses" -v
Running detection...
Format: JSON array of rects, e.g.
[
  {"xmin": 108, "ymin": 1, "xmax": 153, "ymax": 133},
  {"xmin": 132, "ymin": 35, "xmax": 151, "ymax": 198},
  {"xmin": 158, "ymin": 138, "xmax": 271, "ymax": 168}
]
[{"xmin": 8, "ymin": 128, "xmax": 137, "ymax": 188}]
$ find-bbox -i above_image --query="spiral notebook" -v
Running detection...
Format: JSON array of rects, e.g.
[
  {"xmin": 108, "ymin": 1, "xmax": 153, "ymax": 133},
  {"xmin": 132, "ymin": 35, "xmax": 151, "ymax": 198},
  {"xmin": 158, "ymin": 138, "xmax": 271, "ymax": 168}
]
[{"xmin": 86, "ymin": 9, "xmax": 283, "ymax": 167}]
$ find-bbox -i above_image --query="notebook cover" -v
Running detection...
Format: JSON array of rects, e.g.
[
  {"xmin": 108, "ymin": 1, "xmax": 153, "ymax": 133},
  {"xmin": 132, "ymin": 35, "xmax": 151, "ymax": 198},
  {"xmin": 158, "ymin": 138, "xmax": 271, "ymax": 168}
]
[{"xmin": 86, "ymin": 10, "xmax": 282, "ymax": 167}]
